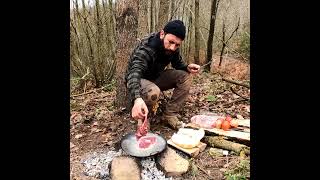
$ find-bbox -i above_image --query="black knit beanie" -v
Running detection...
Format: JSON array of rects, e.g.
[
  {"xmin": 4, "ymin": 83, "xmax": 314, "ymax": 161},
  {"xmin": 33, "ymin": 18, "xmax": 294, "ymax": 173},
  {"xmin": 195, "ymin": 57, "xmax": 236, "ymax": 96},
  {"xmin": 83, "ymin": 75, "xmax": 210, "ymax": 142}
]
[{"xmin": 163, "ymin": 20, "xmax": 186, "ymax": 40}]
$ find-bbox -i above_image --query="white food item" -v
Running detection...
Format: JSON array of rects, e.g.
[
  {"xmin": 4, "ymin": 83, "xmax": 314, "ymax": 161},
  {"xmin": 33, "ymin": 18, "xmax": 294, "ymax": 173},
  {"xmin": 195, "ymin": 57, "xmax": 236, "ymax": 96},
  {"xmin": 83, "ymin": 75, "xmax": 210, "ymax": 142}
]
[{"xmin": 171, "ymin": 128, "xmax": 205, "ymax": 149}]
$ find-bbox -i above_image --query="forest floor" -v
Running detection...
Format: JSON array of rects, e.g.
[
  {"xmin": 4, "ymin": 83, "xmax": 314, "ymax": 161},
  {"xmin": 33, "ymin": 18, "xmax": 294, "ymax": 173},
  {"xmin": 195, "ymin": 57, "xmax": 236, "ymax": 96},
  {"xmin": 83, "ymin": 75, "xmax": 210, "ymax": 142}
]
[{"xmin": 70, "ymin": 56, "xmax": 250, "ymax": 180}]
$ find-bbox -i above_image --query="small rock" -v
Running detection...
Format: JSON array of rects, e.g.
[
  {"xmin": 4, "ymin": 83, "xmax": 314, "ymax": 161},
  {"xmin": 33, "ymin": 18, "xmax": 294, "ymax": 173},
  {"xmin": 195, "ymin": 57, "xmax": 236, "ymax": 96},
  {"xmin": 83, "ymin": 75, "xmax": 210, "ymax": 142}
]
[
  {"xmin": 110, "ymin": 156, "xmax": 140, "ymax": 180},
  {"xmin": 157, "ymin": 147, "xmax": 189, "ymax": 177}
]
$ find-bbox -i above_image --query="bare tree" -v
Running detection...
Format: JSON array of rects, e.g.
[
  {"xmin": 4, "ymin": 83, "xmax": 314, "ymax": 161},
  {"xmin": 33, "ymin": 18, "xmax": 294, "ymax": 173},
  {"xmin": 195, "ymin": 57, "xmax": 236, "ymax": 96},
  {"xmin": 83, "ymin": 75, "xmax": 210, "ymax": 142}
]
[
  {"xmin": 148, "ymin": 0, "xmax": 154, "ymax": 33},
  {"xmin": 205, "ymin": 0, "xmax": 220, "ymax": 71},
  {"xmin": 156, "ymin": 0, "xmax": 170, "ymax": 31},
  {"xmin": 168, "ymin": 0, "xmax": 175, "ymax": 21},
  {"xmin": 219, "ymin": 17, "xmax": 240, "ymax": 66},
  {"xmin": 194, "ymin": 0, "xmax": 200, "ymax": 64},
  {"xmin": 115, "ymin": 0, "xmax": 139, "ymax": 108},
  {"xmin": 138, "ymin": 0, "xmax": 149, "ymax": 38}
]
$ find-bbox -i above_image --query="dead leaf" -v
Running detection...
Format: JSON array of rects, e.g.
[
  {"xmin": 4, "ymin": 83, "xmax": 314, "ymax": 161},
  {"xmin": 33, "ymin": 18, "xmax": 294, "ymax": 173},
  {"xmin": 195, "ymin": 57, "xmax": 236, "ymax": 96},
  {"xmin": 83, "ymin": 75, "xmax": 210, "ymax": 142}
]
[
  {"xmin": 106, "ymin": 141, "xmax": 113, "ymax": 146},
  {"xmin": 71, "ymin": 113, "xmax": 83, "ymax": 123},
  {"xmin": 71, "ymin": 147, "xmax": 79, "ymax": 151},
  {"xmin": 236, "ymin": 114, "xmax": 244, "ymax": 119},
  {"xmin": 93, "ymin": 121, "xmax": 99, "ymax": 126},
  {"xmin": 91, "ymin": 127, "xmax": 103, "ymax": 133},
  {"xmin": 70, "ymin": 142, "xmax": 76, "ymax": 148},
  {"xmin": 75, "ymin": 134, "xmax": 84, "ymax": 139},
  {"xmin": 245, "ymin": 106, "xmax": 250, "ymax": 112},
  {"xmin": 232, "ymin": 94, "xmax": 240, "ymax": 99}
]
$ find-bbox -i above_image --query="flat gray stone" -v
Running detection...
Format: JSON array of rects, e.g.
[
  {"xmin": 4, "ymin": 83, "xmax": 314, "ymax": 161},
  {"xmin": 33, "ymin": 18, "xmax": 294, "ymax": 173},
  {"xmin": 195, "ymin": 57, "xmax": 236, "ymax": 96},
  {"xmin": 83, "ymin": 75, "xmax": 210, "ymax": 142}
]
[
  {"xmin": 110, "ymin": 156, "xmax": 140, "ymax": 180},
  {"xmin": 157, "ymin": 147, "xmax": 189, "ymax": 177}
]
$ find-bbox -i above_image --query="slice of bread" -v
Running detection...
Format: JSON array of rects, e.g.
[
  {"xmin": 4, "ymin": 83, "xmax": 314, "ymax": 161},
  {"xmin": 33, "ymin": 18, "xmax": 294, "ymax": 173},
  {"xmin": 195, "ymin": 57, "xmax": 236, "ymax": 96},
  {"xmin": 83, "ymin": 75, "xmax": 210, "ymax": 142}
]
[{"xmin": 171, "ymin": 128, "xmax": 205, "ymax": 149}]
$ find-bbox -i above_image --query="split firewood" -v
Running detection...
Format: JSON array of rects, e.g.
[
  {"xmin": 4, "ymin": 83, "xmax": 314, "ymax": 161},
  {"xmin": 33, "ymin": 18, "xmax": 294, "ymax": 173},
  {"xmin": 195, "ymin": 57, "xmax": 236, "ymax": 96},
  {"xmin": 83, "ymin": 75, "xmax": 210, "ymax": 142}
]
[{"xmin": 204, "ymin": 136, "xmax": 250, "ymax": 155}]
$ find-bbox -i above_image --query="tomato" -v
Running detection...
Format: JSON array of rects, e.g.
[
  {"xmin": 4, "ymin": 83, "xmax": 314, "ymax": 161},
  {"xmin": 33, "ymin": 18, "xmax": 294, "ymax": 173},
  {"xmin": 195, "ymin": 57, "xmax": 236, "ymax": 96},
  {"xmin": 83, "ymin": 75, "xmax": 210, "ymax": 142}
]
[
  {"xmin": 225, "ymin": 115, "xmax": 232, "ymax": 122},
  {"xmin": 215, "ymin": 118, "xmax": 224, "ymax": 129},
  {"xmin": 230, "ymin": 119, "xmax": 238, "ymax": 128},
  {"xmin": 221, "ymin": 120, "xmax": 231, "ymax": 131}
]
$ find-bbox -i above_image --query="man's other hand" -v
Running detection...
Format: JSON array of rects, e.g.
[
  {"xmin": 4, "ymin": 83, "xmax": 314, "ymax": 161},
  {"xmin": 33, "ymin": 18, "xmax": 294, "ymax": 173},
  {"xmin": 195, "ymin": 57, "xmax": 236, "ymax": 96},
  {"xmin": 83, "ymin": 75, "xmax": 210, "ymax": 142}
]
[
  {"xmin": 187, "ymin": 64, "xmax": 201, "ymax": 74},
  {"xmin": 132, "ymin": 98, "xmax": 149, "ymax": 120}
]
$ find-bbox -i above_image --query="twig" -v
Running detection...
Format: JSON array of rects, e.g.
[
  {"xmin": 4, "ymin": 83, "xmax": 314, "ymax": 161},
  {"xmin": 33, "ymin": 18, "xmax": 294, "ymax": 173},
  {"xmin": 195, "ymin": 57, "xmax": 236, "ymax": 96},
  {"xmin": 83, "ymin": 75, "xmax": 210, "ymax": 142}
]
[
  {"xmin": 200, "ymin": 60, "xmax": 213, "ymax": 69},
  {"xmin": 230, "ymin": 87, "xmax": 249, "ymax": 101},
  {"xmin": 222, "ymin": 77, "xmax": 250, "ymax": 88},
  {"xmin": 70, "ymin": 90, "xmax": 94, "ymax": 98},
  {"xmin": 223, "ymin": 99, "xmax": 248, "ymax": 107},
  {"xmin": 197, "ymin": 165, "xmax": 214, "ymax": 180},
  {"xmin": 70, "ymin": 87, "xmax": 104, "ymax": 98}
]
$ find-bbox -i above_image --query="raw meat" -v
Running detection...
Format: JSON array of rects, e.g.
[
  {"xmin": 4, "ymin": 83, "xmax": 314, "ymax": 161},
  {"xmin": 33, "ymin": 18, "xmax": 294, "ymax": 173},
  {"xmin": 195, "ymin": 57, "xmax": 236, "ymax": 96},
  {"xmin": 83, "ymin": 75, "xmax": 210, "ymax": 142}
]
[
  {"xmin": 138, "ymin": 136, "xmax": 156, "ymax": 149},
  {"xmin": 136, "ymin": 116, "xmax": 149, "ymax": 139},
  {"xmin": 191, "ymin": 115, "xmax": 223, "ymax": 128}
]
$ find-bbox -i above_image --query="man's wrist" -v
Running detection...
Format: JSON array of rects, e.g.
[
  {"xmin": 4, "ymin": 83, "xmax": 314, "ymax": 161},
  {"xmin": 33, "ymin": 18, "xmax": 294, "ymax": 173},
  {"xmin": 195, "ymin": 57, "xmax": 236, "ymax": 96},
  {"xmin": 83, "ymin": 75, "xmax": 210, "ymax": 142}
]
[{"xmin": 134, "ymin": 97, "xmax": 143, "ymax": 104}]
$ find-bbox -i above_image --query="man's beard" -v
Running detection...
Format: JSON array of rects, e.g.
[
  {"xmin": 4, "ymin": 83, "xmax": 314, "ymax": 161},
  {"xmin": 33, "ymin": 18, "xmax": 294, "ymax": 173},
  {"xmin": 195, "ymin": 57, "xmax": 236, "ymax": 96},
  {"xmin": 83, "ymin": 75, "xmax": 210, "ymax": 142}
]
[
  {"xmin": 160, "ymin": 39, "xmax": 175, "ymax": 55},
  {"xmin": 165, "ymin": 50, "xmax": 174, "ymax": 55}
]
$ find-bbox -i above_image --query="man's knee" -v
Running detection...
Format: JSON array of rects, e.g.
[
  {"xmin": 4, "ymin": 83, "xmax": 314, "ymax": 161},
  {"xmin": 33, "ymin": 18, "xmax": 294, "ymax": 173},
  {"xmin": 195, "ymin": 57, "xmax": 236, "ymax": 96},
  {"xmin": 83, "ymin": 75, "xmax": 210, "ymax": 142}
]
[
  {"xmin": 177, "ymin": 70, "xmax": 192, "ymax": 86},
  {"xmin": 140, "ymin": 79, "xmax": 160, "ymax": 106}
]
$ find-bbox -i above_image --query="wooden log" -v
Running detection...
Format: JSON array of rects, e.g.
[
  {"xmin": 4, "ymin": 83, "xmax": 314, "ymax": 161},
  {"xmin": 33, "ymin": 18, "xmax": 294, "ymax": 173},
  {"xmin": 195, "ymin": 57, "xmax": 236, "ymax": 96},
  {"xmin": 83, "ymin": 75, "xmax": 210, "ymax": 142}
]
[{"xmin": 204, "ymin": 136, "xmax": 250, "ymax": 155}]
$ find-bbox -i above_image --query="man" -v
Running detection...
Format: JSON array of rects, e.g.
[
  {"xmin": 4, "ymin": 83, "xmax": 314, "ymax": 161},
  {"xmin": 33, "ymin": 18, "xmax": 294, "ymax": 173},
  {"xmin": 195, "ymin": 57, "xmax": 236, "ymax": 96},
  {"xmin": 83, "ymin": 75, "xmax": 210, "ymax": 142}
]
[{"xmin": 125, "ymin": 20, "xmax": 200, "ymax": 130}]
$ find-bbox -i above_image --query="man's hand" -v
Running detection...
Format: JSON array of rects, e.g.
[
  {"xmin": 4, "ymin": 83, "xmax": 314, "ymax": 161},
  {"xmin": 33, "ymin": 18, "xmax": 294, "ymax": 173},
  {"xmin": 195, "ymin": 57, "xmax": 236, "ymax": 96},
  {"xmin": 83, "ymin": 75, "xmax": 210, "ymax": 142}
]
[
  {"xmin": 187, "ymin": 64, "xmax": 200, "ymax": 74},
  {"xmin": 132, "ymin": 98, "xmax": 149, "ymax": 120}
]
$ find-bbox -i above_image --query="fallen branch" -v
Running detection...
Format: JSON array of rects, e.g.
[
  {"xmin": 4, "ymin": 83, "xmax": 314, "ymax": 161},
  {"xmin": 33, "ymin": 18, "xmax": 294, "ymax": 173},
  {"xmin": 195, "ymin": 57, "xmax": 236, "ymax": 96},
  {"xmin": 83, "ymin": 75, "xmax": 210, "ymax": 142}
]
[
  {"xmin": 204, "ymin": 136, "xmax": 250, "ymax": 155},
  {"xmin": 222, "ymin": 78, "xmax": 250, "ymax": 88},
  {"xmin": 230, "ymin": 87, "xmax": 250, "ymax": 101}
]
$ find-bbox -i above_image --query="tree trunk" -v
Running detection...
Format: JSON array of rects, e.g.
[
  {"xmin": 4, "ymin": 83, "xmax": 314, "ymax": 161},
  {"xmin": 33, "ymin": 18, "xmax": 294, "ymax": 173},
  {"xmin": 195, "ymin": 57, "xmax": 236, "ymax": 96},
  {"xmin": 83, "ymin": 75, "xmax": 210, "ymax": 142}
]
[
  {"xmin": 95, "ymin": 0, "xmax": 103, "ymax": 87},
  {"xmin": 194, "ymin": 0, "xmax": 200, "ymax": 64},
  {"xmin": 187, "ymin": 1, "xmax": 193, "ymax": 63},
  {"xmin": 138, "ymin": 0, "xmax": 149, "ymax": 38},
  {"xmin": 156, "ymin": 0, "xmax": 170, "ymax": 31},
  {"xmin": 168, "ymin": 0, "xmax": 175, "ymax": 21},
  {"xmin": 115, "ymin": 0, "xmax": 139, "ymax": 108},
  {"xmin": 219, "ymin": 22, "xmax": 226, "ymax": 66},
  {"xmin": 148, "ymin": 0, "xmax": 154, "ymax": 33},
  {"xmin": 205, "ymin": 0, "xmax": 219, "ymax": 71}
]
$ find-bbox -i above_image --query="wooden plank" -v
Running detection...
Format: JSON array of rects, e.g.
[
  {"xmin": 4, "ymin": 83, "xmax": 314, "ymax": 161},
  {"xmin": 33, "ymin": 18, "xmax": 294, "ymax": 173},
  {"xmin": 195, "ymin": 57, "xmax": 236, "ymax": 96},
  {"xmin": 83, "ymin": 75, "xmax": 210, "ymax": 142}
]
[
  {"xmin": 197, "ymin": 142, "xmax": 207, "ymax": 152},
  {"xmin": 237, "ymin": 119, "xmax": 250, "ymax": 127},
  {"xmin": 186, "ymin": 123, "xmax": 250, "ymax": 141},
  {"xmin": 167, "ymin": 139, "xmax": 207, "ymax": 157}
]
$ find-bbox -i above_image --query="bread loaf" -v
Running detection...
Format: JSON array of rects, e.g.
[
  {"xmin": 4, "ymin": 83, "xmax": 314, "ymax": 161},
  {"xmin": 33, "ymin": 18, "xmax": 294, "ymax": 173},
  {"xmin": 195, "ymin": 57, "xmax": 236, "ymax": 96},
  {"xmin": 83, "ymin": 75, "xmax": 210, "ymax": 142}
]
[{"xmin": 171, "ymin": 128, "xmax": 205, "ymax": 149}]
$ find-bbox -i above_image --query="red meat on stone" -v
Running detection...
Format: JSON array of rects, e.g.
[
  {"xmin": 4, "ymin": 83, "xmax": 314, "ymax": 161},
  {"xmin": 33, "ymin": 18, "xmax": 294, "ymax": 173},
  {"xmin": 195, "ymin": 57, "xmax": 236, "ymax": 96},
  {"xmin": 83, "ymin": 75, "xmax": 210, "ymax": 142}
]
[{"xmin": 138, "ymin": 136, "xmax": 156, "ymax": 149}]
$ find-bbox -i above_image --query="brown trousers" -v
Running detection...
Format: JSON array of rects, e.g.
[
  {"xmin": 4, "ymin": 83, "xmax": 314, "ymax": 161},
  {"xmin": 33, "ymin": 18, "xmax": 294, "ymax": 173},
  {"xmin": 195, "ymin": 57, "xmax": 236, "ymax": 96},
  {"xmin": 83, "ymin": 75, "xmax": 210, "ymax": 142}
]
[{"xmin": 140, "ymin": 69, "xmax": 191, "ymax": 116}]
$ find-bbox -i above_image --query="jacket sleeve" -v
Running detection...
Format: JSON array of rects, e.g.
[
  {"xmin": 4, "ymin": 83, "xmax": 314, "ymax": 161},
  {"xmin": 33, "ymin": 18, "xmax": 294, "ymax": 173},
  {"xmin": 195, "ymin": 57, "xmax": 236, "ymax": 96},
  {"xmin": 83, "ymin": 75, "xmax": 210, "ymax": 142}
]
[
  {"xmin": 171, "ymin": 50, "xmax": 188, "ymax": 72},
  {"xmin": 126, "ymin": 46, "xmax": 151, "ymax": 102}
]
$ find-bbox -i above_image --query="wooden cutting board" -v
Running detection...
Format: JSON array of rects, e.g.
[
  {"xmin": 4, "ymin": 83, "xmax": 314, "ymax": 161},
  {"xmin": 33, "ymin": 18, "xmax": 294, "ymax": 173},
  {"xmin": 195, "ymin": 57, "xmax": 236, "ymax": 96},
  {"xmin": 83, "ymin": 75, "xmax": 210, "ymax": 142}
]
[
  {"xmin": 167, "ymin": 139, "xmax": 207, "ymax": 157},
  {"xmin": 186, "ymin": 123, "xmax": 250, "ymax": 141}
]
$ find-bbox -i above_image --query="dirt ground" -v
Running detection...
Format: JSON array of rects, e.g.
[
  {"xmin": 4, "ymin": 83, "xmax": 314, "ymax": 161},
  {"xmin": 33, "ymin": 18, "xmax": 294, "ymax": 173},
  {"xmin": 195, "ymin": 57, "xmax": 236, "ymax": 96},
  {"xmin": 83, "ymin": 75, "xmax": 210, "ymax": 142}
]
[{"xmin": 70, "ymin": 57, "xmax": 250, "ymax": 180}]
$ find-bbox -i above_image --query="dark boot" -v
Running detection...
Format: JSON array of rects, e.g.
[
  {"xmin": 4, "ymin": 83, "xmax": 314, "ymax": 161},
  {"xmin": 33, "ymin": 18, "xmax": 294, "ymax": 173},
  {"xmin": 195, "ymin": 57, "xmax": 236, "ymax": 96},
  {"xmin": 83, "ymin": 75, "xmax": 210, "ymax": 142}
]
[{"xmin": 154, "ymin": 69, "xmax": 192, "ymax": 130}]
